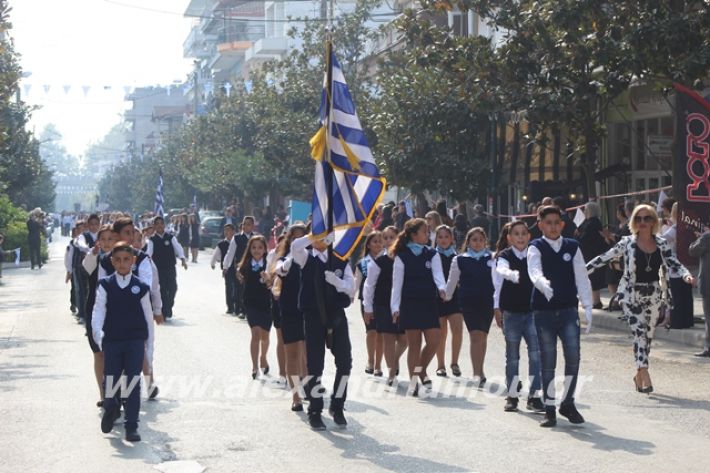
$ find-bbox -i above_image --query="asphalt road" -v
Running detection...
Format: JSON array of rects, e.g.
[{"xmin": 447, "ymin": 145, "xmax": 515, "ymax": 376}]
[{"xmin": 1, "ymin": 235, "xmax": 709, "ymax": 473}]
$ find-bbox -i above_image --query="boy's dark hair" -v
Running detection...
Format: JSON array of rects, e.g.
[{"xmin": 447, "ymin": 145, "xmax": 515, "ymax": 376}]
[
  {"xmin": 113, "ymin": 216, "xmax": 134, "ymax": 235},
  {"xmin": 242, "ymin": 216, "xmax": 255, "ymax": 224},
  {"xmin": 224, "ymin": 223, "xmax": 235, "ymax": 230},
  {"xmin": 97, "ymin": 224, "xmax": 115, "ymax": 239},
  {"xmin": 87, "ymin": 213, "xmax": 100, "ymax": 223},
  {"xmin": 153, "ymin": 216, "xmax": 164, "ymax": 224},
  {"xmin": 538, "ymin": 205, "xmax": 562, "ymax": 220},
  {"xmin": 111, "ymin": 241, "xmax": 133, "ymax": 255}
]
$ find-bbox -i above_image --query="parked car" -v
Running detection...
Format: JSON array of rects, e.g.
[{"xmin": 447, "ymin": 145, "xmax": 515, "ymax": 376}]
[{"xmin": 200, "ymin": 216, "xmax": 224, "ymax": 249}]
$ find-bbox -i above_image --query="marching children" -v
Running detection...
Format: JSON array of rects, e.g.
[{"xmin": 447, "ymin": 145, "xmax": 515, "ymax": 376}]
[
  {"xmin": 363, "ymin": 226, "xmax": 407, "ymax": 386},
  {"xmin": 493, "ymin": 221, "xmax": 544, "ymax": 413},
  {"xmin": 445, "ymin": 227, "xmax": 495, "ymax": 386},
  {"xmin": 64, "ymin": 223, "xmax": 84, "ymax": 316},
  {"xmin": 528, "ymin": 205, "xmax": 593, "ymax": 427},
  {"xmin": 131, "ymin": 226, "xmax": 163, "ymax": 399},
  {"xmin": 291, "ymin": 232, "xmax": 354, "ymax": 430},
  {"xmin": 434, "ymin": 225, "xmax": 463, "ymax": 378},
  {"xmin": 224, "ymin": 216, "xmax": 257, "ymax": 319},
  {"xmin": 237, "ymin": 235, "xmax": 273, "ymax": 379},
  {"xmin": 92, "ymin": 242, "xmax": 154, "ymax": 442},
  {"xmin": 211, "ymin": 224, "xmax": 238, "ymax": 314},
  {"xmin": 391, "ymin": 218, "xmax": 445, "ymax": 396},
  {"xmin": 355, "ymin": 232, "xmax": 384, "ymax": 376},
  {"xmin": 275, "ymin": 224, "xmax": 308, "ymax": 412},
  {"xmin": 145, "ymin": 216, "xmax": 188, "ymax": 320}
]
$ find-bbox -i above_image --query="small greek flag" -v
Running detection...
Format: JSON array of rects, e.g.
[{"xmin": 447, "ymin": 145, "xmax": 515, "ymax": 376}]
[
  {"xmin": 309, "ymin": 44, "xmax": 386, "ymax": 260},
  {"xmin": 154, "ymin": 171, "xmax": 164, "ymax": 217}
]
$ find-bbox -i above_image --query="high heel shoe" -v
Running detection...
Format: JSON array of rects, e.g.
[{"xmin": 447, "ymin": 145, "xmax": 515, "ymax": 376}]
[
  {"xmin": 251, "ymin": 370, "xmax": 258, "ymax": 380},
  {"xmin": 262, "ymin": 365, "xmax": 270, "ymax": 376}
]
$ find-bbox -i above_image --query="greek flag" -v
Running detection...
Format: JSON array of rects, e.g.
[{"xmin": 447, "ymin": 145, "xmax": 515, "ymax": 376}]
[
  {"xmin": 309, "ymin": 46, "xmax": 386, "ymax": 260},
  {"xmin": 154, "ymin": 172, "xmax": 164, "ymax": 217}
]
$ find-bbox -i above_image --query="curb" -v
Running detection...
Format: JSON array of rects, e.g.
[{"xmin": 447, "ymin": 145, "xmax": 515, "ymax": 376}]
[{"xmin": 585, "ymin": 308, "xmax": 706, "ymax": 349}]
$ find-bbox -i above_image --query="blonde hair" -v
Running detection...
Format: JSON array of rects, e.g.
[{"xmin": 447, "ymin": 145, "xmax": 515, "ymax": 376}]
[
  {"xmin": 629, "ymin": 204, "xmax": 661, "ymax": 235},
  {"xmin": 425, "ymin": 211, "xmax": 443, "ymax": 228}
]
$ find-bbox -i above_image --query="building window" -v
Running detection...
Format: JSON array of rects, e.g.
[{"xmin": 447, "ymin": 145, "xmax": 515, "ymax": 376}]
[{"xmin": 451, "ymin": 11, "xmax": 469, "ymax": 37}]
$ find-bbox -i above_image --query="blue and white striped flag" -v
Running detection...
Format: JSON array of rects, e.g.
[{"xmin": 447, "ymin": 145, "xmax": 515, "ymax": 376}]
[
  {"xmin": 154, "ymin": 171, "xmax": 164, "ymax": 217},
  {"xmin": 309, "ymin": 46, "xmax": 386, "ymax": 260}
]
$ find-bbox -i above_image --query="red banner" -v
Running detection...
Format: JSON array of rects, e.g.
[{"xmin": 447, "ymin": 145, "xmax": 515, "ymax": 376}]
[{"xmin": 673, "ymin": 84, "xmax": 710, "ymax": 266}]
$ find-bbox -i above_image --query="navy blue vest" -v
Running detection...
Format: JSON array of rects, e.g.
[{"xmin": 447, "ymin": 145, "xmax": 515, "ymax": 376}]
[
  {"xmin": 99, "ymin": 274, "xmax": 150, "ymax": 342},
  {"xmin": 279, "ymin": 256, "xmax": 301, "ymax": 313},
  {"xmin": 150, "ymin": 233, "xmax": 176, "ymax": 269},
  {"xmin": 373, "ymin": 254, "xmax": 393, "ymax": 307},
  {"xmin": 399, "ymin": 246, "xmax": 437, "ymax": 300},
  {"xmin": 232, "ymin": 233, "xmax": 250, "ymax": 268},
  {"xmin": 456, "ymin": 253, "xmax": 494, "ymax": 309},
  {"xmin": 298, "ymin": 254, "xmax": 351, "ymax": 313},
  {"xmin": 82, "ymin": 231, "xmax": 96, "ymax": 249},
  {"xmin": 243, "ymin": 260, "xmax": 271, "ymax": 311},
  {"xmin": 217, "ymin": 239, "xmax": 230, "ymax": 269},
  {"xmin": 530, "ymin": 238, "xmax": 579, "ymax": 310},
  {"xmin": 497, "ymin": 247, "xmax": 533, "ymax": 313}
]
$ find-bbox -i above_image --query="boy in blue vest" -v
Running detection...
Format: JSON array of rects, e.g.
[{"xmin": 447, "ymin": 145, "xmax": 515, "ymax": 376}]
[
  {"xmin": 145, "ymin": 216, "xmax": 188, "ymax": 320},
  {"xmin": 289, "ymin": 233, "xmax": 354, "ymax": 431},
  {"xmin": 211, "ymin": 223, "xmax": 237, "ymax": 314},
  {"xmin": 527, "ymin": 206, "xmax": 593, "ymax": 428},
  {"xmin": 223, "ymin": 216, "xmax": 256, "ymax": 319},
  {"xmin": 92, "ymin": 242, "xmax": 153, "ymax": 442}
]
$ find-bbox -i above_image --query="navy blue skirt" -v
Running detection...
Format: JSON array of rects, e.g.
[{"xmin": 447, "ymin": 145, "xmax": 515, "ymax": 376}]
[
  {"xmin": 463, "ymin": 307, "xmax": 494, "ymax": 333},
  {"xmin": 374, "ymin": 305, "xmax": 404, "ymax": 334},
  {"xmin": 244, "ymin": 305, "xmax": 272, "ymax": 331},
  {"xmin": 399, "ymin": 298, "xmax": 439, "ymax": 331},
  {"xmin": 280, "ymin": 306, "xmax": 305, "ymax": 344}
]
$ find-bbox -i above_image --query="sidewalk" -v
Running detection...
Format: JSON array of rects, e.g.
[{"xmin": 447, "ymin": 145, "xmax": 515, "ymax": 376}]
[{"xmin": 589, "ymin": 288, "xmax": 707, "ymax": 349}]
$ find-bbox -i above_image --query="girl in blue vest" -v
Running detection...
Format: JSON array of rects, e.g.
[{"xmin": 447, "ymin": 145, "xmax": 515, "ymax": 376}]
[
  {"xmin": 355, "ymin": 231, "xmax": 385, "ymax": 376},
  {"xmin": 237, "ymin": 235, "xmax": 273, "ymax": 379},
  {"xmin": 391, "ymin": 218, "xmax": 446, "ymax": 395},
  {"xmin": 274, "ymin": 224, "xmax": 308, "ymax": 411},
  {"xmin": 493, "ymin": 221, "xmax": 543, "ymax": 412},
  {"xmin": 363, "ymin": 226, "xmax": 407, "ymax": 386},
  {"xmin": 445, "ymin": 227, "xmax": 495, "ymax": 386},
  {"xmin": 434, "ymin": 225, "xmax": 464, "ymax": 378}
]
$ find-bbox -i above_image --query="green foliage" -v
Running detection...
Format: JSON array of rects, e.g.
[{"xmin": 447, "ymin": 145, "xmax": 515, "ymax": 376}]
[{"xmin": 0, "ymin": 193, "xmax": 45, "ymax": 263}]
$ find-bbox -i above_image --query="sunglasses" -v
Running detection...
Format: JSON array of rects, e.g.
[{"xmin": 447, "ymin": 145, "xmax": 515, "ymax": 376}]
[{"xmin": 634, "ymin": 215, "xmax": 655, "ymax": 223}]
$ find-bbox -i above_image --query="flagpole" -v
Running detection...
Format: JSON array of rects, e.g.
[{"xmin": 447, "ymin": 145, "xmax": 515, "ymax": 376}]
[{"xmin": 324, "ymin": 4, "xmax": 335, "ymax": 347}]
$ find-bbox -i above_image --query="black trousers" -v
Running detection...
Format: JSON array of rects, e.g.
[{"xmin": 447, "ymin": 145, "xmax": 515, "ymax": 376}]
[
  {"xmin": 224, "ymin": 270, "xmax": 238, "ymax": 312},
  {"xmin": 670, "ymin": 277, "xmax": 694, "ymax": 329},
  {"xmin": 29, "ymin": 240, "xmax": 41, "ymax": 269},
  {"xmin": 158, "ymin": 266, "xmax": 177, "ymax": 318},
  {"xmin": 304, "ymin": 310, "xmax": 352, "ymax": 415}
]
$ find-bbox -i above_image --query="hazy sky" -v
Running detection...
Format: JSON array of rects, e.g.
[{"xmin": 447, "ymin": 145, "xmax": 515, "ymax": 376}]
[{"xmin": 10, "ymin": 0, "xmax": 193, "ymax": 156}]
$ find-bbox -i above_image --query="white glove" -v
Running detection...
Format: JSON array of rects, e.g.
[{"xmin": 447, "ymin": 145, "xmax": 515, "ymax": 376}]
[
  {"xmin": 324, "ymin": 232, "xmax": 335, "ymax": 245},
  {"xmin": 536, "ymin": 278, "xmax": 554, "ymax": 301},
  {"xmin": 509, "ymin": 270, "xmax": 520, "ymax": 284},
  {"xmin": 584, "ymin": 307, "xmax": 593, "ymax": 334},
  {"xmin": 324, "ymin": 270, "xmax": 341, "ymax": 289}
]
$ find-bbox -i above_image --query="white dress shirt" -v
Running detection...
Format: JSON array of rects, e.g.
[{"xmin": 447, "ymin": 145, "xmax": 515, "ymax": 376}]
[
  {"xmin": 91, "ymin": 273, "xmax": 154, "ymax": 352},
  {"xmin": 391, "ymin": 251, "xmax": 446, "ymax": 314},
  {"xmin": 527, "ymin": 236, "xmax": 593, "ymax": 309},
  {"xmin": 290, "ymin": 235, "xmax": 355, "ymax": 298},
  {"xmin": 493, "ymin": 246, "xmax": 528, "ymax": 309},
  {"xmin": 82, "ymin": 250, "xmax": 153, "ymax": 288},
  {"xmin": 145, "ymin": 232, "xmax": 187, "ymax": 262},
  {"xmin": 223, "ymin": 232, "xmax": 253, "ymax": 268},
  {"xmin": 64, "ymin": 244, "xmax": 74, "ymax": 273},
  {"xmin": 76, "ymin": 231, "xmax": 98, "ymax": 253},
  {"xmin": 444, "ymin": 252, "xmax": 497, "ymax": 302}
]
